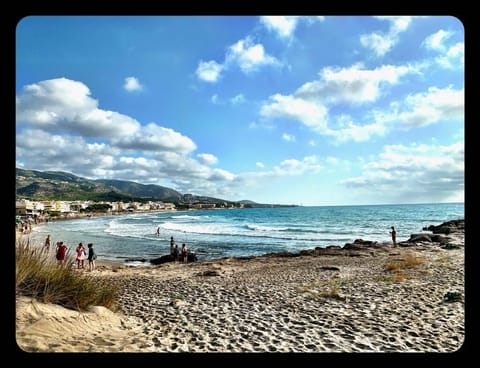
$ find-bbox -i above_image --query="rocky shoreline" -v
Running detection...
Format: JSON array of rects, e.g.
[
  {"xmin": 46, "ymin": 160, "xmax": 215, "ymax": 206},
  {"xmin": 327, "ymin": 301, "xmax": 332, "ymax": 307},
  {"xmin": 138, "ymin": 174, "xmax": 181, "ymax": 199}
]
[{"xmin": 16, "ymin": 220, "xmax": 465, "ymax": 352}]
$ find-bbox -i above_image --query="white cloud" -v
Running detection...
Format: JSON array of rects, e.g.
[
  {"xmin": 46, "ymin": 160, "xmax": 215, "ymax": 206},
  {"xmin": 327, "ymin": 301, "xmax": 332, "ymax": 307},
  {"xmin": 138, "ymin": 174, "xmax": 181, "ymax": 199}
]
[
  {"xmin": 226, "ymin": 37, "xmax": 279, "ymax": 73},
  {"xmin": 123, "ymin": 76, "xmax": 143, "ymax": 92},
  {"xmin": 360, "ymin": 16, "xmax": 413, "ymax": 57},
  {"xmin": 297, "ymin": 63, "xmax": 412, "ymax": 104},
  {"xmin": 282, "ymin": 133, "xmax": 296, "ymax": 142},
  {"xmin": 360, "ymin": 33, "xmax": 394, "ymax": 58},
  {"xmin": 112, "ymin": 123, "xmax": 197, "ymax": 153},
  {"xmin": 16, "ymin": 129, "xmax": 118, "ymax": 174},
  {"xmin": 16, "ymin": 78, "xmax": 140, "ymax": 138},
  {"xmin": 230, "ymin": 94, "xmax": 246, "ymax": 105},
  {"xmin": 197, "ymin": 153, "xmax": 218, "ymax": 165},
  {"xmin": 422, "ymin": 30, "xmax": 463, "ymax": 69},
  {"xmin": 261, "ymin": 94, "xmax": 329, "ymax": 133},
  {"xmin": 256, "ymin": 162, "xmax": 265, "ymax": 168},
  {"xmin": 196, "ymin": 60, "xmax": 224, "ymax": 82},
  {"xmin": 16, "ymin": 78, "xmax": 246, "ymax": 198},
  {"xmin": 329, "ymin": 115, "xmax": 387, "ymax": 143},
  {"xmin": 423, "ymin": 29, "xmax": 452, "ymax": 51},
  {"xmin": 211, "ymin": 94, "xmax": 219, "ymax": 104},
  {"xmin": 341, "ymin": 141, "xmax": 464, "ymax": 203},
  {"xmin": 196, "ymin": 36, "xmax": 280, "ymax": 82},
  {"xmin": 210, "ymin": 168, "xmax": 236, "ymax": 181},
  {"xmin": 273, "ymin": 155, "xmax": 323, "ymax": 176},
  {"xmin": 261, "ymin": 63, "xmax": 415, "ymax": 142},
  {"xmin": 260, "ymin": 16, "xmax": 299, "ymax": 38},
  {"xmin": 379, "ymin": 86, "xmax": 464, "ymax": 128},
  {"xmin": 436, "ymin": 42, "xmax": 464, "ymax": 69},
  {"xmin": 260, "ymin": 16, "xmax": 325, "ymax": 39}
]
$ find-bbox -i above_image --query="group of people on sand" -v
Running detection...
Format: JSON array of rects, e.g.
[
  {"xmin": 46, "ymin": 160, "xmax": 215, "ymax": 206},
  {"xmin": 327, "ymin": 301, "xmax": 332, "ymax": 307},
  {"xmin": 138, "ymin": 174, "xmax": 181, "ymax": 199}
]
[
  {"xmin": 169, "ymin": 236, "xmax": 189, "ymax": 263},
  {"xmin": 44, "ymin": 234, "xmax": 97, "ymax": 271}
]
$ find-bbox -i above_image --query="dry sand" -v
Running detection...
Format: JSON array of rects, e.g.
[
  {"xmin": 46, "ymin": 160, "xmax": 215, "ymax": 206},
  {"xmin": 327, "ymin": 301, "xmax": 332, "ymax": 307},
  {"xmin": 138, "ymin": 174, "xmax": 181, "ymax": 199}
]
[{"xmin": 16, "ymin": 240, "xmax": 465, "ymax": 353}]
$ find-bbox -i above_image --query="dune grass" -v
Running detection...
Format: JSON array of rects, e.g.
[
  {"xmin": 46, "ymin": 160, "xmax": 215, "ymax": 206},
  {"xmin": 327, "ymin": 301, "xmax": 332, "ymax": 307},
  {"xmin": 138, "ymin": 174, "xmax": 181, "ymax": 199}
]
[
  {"xmin": 380, "ymin": 251, "xmax": 425, "ymax": 282},
  {"xmin": 384, "ymin": 252, "xmax": 424, "ymax": 272},
  {"xmin": 16, "ymin": 239, "xmax": 119, "ymax": 311}
]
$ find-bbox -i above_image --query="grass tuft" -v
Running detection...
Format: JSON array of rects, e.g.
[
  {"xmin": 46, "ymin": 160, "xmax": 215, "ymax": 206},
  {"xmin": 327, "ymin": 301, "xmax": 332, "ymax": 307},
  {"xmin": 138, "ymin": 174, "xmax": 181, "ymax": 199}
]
[
  {"xmin": 16, "ymin": 239, "xmax": 118, "ymax": 311},
  {"xmin": 297, "ymin": 279, "xmax": 346, "ymax": 301},
  {"xmin": 384, "ymin": 252, "xmax": 424, "ymax": 272}
]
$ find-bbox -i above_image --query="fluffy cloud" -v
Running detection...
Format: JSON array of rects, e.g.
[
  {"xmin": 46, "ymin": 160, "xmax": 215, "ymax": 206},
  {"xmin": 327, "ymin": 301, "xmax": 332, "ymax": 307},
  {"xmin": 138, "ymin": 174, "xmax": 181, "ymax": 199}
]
[
  {"xmin": 341, "ymin": 142, "xmax": 464, "ymax": 203},
  {"xmin": 423, "ymin": 29, "xmax": 452, "ymax": 51},
  {"xmin": 197, "ymin": 153, "xmax": 218, "ymax": 165},
  {"xmin": 360, "ymin": 16, "xmax": 413, "ymax": 57},
  {"xmin": 15, "ymin": 78, "xmax": 242, "ymax": 197},
  {"xmin": 296, "ymin": 63, "xmax": 412, "ymax": 104},
  {"xmin": 260, "ymin": 16, "xmax": 298, "ymax": 38},
  {"xmin": 378, "ymin": 86, "xmax": 464, "ymax": 128},
  {"xmin": 112, "ymin": 123, "xmax": 196, "ymax": 153},
  {"xmin": 196, "ymin": 60, "xmax": 224, "ymax": 82},
  {"xmin": 261, "ymin": 63, "xmax": 414, "ymax": 142},
  {"xmin": 260, "ymin": 16, "xmax": 325, "ymax": 38},
  {"xmin": 16, "ymin": 78, "xmax": 140, "ymax": 138},
  {"xmin": 196, "ymin": 37, "xmax": 279, "ymax": 82},
  {"xmin": 16, "ymin": 129, "xmax": 118, "ymax": 175},
  {"xmin": 261, "ymin": 94, "xmax": 329, "ymax": 132},
  {"xmin": 436, "ymin": 42, "xmax": 464, "ymax": 69},
  {"xmin": 123, "ymin": 76, "xmax": 143, "ymax": 92},
  {"xmin": 272, "ymin": 156, "xmax": 323, "ymax": 176},
  {"xmin": 226, "ymin": 37, "xmax": 279, "ymax": 73},
  {"xmin": 423, "ymin": 30, "xmax": 464, "ymax": 69},
  {"xmin": 282, "ymin": 133, "xmax": 296, "ymax": 142}
]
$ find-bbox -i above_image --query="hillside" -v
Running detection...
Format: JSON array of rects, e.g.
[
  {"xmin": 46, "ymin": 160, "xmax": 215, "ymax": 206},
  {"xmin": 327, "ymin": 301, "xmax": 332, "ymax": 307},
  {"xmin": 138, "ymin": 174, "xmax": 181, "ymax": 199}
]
[
  {"xmin": 16, "ymin": 168, "xmax": 133, "ymax": 201},
  {"xmin": 16, "ymin": 168, "xmax": 297, "ymax": 207},
  {"xmin": 16, "ymin": 168, "xmax": 230, "ymax": 205},
  {"xmin": 95, "ymin": 179, "xmax": 181, "ymax": 202}
]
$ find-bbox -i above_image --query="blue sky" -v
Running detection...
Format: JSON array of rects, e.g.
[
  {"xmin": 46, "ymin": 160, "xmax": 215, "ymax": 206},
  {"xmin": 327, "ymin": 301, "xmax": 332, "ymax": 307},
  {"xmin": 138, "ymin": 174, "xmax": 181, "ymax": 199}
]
[{"xmin": 16, "ymin": 16, "xmax": 464, "ymax": 205}]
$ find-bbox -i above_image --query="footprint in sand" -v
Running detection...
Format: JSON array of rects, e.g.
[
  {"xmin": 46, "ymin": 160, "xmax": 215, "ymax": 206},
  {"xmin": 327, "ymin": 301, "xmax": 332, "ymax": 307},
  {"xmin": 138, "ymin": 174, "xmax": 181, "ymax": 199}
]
[{"xmin": 93, "ymin": 337, "xmax": 115, "ymax": 346}]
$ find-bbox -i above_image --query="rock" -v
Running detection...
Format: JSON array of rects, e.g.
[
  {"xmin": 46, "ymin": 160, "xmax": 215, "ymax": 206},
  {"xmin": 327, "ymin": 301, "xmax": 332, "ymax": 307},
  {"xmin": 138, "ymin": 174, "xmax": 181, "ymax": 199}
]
[
  {"xmin": 423, "ymin": 219, "xmax": 464, "ymax": 235},
  {"xmin": 320, "ymin": 266, "xmax": 340, "ymax": 271},
  {"xmin": 407, "ymin": 233, "xmax": 432, "ymax": 243},
  {"xmin": 263, "ymin": 251, "xmax": 299, "ymax": 258},
  {"xmin": 150, "ymin": 252, "xmax": 197, "ymax": 265},
  {"xmin": 430, "ymin": 234, "xmax": 452, "ymax": 244},
  {"xmin": 197, "ymin": 270, "xmax": 221, "ymax": 276}
]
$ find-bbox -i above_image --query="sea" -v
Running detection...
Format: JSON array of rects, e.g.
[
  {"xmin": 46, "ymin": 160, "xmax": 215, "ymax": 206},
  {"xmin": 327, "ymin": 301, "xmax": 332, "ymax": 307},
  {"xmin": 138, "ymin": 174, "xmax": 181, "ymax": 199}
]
[{"xmin": 28, "ymin": 203, "xmax": 464, "ymax": 264}]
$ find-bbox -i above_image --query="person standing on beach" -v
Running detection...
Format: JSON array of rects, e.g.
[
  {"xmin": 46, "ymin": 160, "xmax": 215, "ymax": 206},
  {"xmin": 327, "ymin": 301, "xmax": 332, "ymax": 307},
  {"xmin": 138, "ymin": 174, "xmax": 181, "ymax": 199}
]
[
  {"xmin": 170, "ymin": 236, "xmax": 175, "ymax": 255},
  {"xmin": 76, "ymin": 243, "xmax": 86, "ymax": 269},
  {"xmin": 56, "ymin": 241, "xmax": 68, "ymax": 265},
  {"xmin": 390, "ymin": 226, "xmax": 397, "ymax": 247},
  {"xmin": 87, "ymin": 243, "xmax": 96, "ymax": 271},
  {"xmin": 173, "ymin": 244, "xmax": 179, "ymax": 262},
  {"xmin": 44, "ymin": 234, "xmax": 51, "ymax": 252},
  {"xmin": 181, "ymin": 243, "xmax": 188, "ymax": 263}
]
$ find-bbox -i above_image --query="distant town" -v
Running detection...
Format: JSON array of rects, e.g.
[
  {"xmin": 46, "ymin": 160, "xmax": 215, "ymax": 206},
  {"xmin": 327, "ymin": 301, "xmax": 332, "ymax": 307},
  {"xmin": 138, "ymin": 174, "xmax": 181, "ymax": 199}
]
[{"xmin": 16, "ymin": 198, "xmax": 246, "ymax": 222}]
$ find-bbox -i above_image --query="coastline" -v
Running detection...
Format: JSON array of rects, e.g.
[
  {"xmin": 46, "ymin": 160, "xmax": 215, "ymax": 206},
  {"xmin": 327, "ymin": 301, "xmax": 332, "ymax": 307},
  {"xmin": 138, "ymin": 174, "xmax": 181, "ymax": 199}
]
[{"xmin": 16, "ymin": 222, "xmax": 465, "ymax": 353}]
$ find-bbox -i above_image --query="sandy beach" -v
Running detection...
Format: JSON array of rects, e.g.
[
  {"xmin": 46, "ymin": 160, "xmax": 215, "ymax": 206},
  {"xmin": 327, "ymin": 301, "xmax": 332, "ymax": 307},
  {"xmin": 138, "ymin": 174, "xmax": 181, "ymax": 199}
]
[{"xmin": 16, "ymin": 228, "xmax": 465, "ymax": 353}]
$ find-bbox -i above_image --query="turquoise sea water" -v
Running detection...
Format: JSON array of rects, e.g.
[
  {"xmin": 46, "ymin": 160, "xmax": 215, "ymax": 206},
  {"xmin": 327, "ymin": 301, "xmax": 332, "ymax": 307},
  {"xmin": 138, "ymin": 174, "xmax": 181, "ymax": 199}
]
[{"xmin": 29, "ymin": 203, "xmax": 464, "ymax": 263}]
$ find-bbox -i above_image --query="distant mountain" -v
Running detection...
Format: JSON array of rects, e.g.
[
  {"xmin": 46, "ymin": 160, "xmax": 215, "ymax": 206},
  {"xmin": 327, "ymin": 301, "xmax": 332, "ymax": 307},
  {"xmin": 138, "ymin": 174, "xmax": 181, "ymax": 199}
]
[
  {"xmin": 16, "ymin": 168, "xmax": 298, "ymax": 207},
  {"xmin": 16, "ymin": 168, "xmax": 134, "ymax": 201},
  {"xmin": 95, "ymin": 179, "xmax": 182, "ymax": 201},
  {"xmin": 16, "ymin": 168, "xmax": 232, "ymax": 205}
]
